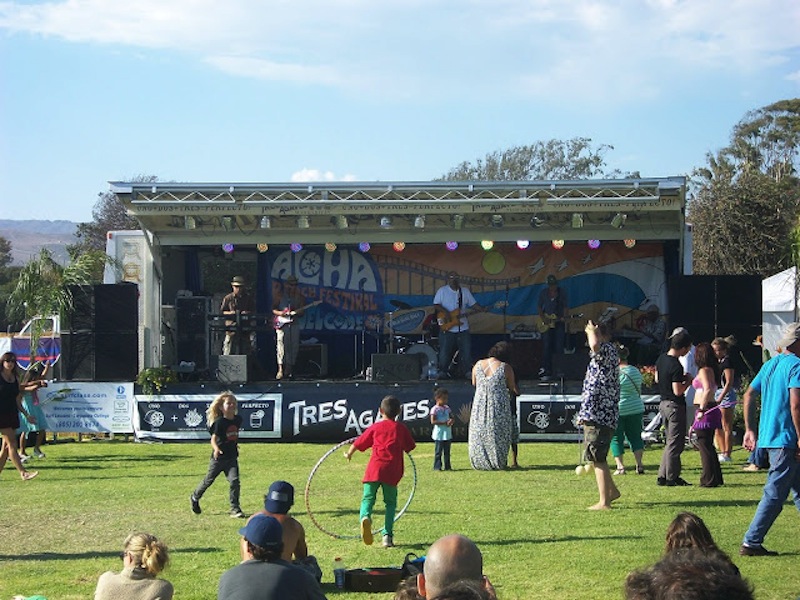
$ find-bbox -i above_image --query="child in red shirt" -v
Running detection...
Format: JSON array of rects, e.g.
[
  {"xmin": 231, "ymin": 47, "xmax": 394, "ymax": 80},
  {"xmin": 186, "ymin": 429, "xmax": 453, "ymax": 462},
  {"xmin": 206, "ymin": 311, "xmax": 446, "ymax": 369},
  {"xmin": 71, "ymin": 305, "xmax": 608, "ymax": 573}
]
[{"xmin": 344, "ymin": 395, "xmax": 416, "ymax": 548}]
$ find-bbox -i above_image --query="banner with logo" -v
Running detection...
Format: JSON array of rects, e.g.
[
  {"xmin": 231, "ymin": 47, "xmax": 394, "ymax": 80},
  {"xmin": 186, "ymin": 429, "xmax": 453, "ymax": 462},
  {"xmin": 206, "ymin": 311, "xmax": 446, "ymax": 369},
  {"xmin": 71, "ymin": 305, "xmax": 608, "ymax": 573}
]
[{"xmin": 39, "ymin": 382, "xmax": 134, "ymax": 433}]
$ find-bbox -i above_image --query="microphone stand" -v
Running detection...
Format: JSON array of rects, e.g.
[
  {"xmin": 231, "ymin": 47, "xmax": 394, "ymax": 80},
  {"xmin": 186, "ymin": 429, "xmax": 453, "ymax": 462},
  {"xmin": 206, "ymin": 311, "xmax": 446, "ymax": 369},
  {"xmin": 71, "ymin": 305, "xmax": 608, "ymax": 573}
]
[{"xmin": 503, "ymin": 284, "xmax": 510, "ymax": 341}]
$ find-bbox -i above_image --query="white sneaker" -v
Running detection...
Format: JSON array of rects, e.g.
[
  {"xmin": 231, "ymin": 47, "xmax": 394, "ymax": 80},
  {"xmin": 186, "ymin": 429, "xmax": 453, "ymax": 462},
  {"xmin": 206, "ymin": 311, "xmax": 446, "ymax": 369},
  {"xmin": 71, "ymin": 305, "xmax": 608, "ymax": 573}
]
[
  {"xmin": 382, "ymin": 534, "xmax": 394, "ymax": 548},
  {"xmin": 34, "ymin": 450, "xmax": 46, "ymax": 459},
  {"xmin": 720, "ymin": 455, "xmax": 732, "ymax": 463},
  {"xmin": 18, "ymin": 454, "xmax": 30, "ymax": 464}
]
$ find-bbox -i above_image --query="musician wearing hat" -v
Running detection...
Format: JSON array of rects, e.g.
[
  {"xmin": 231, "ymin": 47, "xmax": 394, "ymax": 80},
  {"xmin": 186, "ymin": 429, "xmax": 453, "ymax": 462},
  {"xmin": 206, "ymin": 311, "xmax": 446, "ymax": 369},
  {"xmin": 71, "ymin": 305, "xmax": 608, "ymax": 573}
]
[
  {"xmin": 537, "ymin": 274, "xmax": 568, "ymax": 380},
  {"xmin": 272, "ymin": 275, "xmax": 307, "ymax": 380},
  {"xmin": 221, "ymin": 276, "xmax": 256, "ymax": 355}
]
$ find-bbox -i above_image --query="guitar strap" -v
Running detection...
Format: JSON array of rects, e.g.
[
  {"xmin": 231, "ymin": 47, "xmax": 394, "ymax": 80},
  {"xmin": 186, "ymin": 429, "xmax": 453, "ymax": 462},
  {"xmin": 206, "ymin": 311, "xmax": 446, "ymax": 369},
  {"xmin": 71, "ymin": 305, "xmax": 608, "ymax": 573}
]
[{"xmin": 457, "ymin": 288, "xmax": 463, "ymax": 332}]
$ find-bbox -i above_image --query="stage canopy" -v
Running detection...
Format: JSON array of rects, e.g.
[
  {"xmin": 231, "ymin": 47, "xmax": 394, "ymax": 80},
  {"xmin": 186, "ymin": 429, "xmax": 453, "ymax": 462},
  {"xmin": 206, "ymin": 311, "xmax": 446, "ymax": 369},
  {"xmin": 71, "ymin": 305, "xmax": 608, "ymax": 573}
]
[{"xmin": 111, "ymin": 178, "xmax": 687, "ymax": 248}]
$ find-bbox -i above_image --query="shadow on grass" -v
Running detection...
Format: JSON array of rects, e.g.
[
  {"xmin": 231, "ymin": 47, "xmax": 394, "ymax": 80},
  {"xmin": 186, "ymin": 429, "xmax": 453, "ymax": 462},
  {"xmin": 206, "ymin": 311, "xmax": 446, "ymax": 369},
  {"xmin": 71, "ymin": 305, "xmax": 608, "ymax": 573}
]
[
  {"xmin": 55, "ymin": 454, "xmax": 187, "ymax": 464},
  {"xmin": 5, "ymin": 547, "xmax": 222, "ymax": 562}
]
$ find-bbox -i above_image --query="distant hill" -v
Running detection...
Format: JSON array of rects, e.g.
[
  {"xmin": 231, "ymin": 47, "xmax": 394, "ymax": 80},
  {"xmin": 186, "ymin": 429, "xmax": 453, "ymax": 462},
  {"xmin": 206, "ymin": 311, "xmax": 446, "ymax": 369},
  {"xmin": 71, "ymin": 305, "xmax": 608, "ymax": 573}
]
[{"xmin": 0, "ymin": 220, "xmax": 78, "ymax": 266}]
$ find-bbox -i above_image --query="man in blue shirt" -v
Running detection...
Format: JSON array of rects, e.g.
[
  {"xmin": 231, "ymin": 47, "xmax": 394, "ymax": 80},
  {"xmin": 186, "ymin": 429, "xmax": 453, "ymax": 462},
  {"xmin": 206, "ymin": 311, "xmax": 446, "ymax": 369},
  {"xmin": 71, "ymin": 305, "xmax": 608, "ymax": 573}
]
[{"xmin": 740, "ymin": 322, "xmax": 800, "ymax": 557}]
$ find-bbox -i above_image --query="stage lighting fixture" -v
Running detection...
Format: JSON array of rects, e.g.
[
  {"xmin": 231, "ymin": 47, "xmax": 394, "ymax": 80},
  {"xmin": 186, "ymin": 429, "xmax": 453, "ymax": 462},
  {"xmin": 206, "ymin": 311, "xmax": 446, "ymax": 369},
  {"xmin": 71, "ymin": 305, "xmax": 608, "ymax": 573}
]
[
  {"xmin": 334, "ymin": 215, "xmax": 348, "ymax": 229},
  {"xmin": 222, "ymin": 216, "xmax": 234, "ymax": 231},
  {"xmin": 481, "ymin": 240, "xmax": 494, "ymax": 250},
  {"xmin": 393, "ymin": 241, "xmax": 406, "ymax": 252},
  {"xmin": 452, "ymin": 214, "xmax": 465, "ymax": 230},
  {"xmin": 358, "ymin": 242, "xmax": 371, "ymax": 252},
  {"xmin": 380, "ymin": 216, "xmax": 393, "ymax": 229},
  {"xmin": 185, "ymin": 216, "xmax": 196, "ymax": 230},
  {"xmin": 491, "ymin": 215, "xmax": 504, "ymax": 228},
  {"xmin": 257, "ymin": 243, "xmax": 269, "ymax": 253},
  {"xmin": 552, "ymin": 240, "xmax": 565, "ymax": 249},
  {"xmin": 414, "ymin": 215, "xmax": 426, "ymax": 229},
  {"xmin": 624, "ymin": 239, "xmax": 637, "ymax": 248},
  {"xmin": 222, "ymin": 243, "xmax": 234, "ymax": 253},
  {"xmin": 571, "ymin": 213, "xmax": 583, "ymax": 229},
  {"xmin": 446, "ymin": 241, "xmax": 458, "ymax": 251},
  {"xmin": 517, "ymin": 240, "xmax": 530, "ymax": 249},
  {"xmin": 290, "ymin": 243, "xmax": 303, "ymax": 252},
  {"xmin": 297, "ymin": 216, "xmax": 310, "ymax": 229},
  {"xmin": 260, "ymin": 216, "xmax": 271, "ymax": 229},
  {"xmin": 325, "ymin": 242, "xmax": 337, "ymax": 252},
  {"xmin": 611, "ymin": 213, "xmax": 626, "ymax": 229},
  {"xmin": 588, "ymin": 239, "xmax": 601, "ymax": 249},
  {"xmin": 530, "ymin": 215, "xmax": 545, "ymax": 228}
]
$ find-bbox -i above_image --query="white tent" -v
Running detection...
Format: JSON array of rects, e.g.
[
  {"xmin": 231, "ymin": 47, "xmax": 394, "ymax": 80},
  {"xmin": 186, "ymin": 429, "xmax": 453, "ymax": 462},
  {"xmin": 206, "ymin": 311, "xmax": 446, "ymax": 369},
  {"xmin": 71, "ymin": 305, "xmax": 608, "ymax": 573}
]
[{"xmin": 762, "ymin": 266, "xmax": 798, "ymax": 353}]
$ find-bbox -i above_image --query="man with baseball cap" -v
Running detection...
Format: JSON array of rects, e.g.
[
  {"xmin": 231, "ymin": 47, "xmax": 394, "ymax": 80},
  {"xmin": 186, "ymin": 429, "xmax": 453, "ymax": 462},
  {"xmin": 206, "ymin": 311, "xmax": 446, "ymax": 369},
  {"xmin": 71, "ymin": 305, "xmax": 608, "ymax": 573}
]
[
  {"xmin": 739, "ymin": 322, "xmax": 800, "ymax": 557},
  {"xmin": 221, "ymin": 275, "xmax": 256, "ymax": 356},
  {"xmin": 246, "ymin": 480, "xmax": 321, "ymax": 581},
  {"xmin": 218, "ymin": 514, "xmax": 327, "ymax": 599}
]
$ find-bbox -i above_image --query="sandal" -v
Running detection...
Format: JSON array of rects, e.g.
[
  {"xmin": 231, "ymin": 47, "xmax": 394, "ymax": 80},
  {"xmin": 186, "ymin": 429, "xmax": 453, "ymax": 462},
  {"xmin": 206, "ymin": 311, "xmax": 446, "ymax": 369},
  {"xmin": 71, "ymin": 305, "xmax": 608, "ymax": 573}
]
[
  {"xmin": 21, "ymin": 470, "xmax": 38, "ymax": 481},
  {"xmin": 614, "ymin": 468, "xmax": 626, "ymax": 475}
]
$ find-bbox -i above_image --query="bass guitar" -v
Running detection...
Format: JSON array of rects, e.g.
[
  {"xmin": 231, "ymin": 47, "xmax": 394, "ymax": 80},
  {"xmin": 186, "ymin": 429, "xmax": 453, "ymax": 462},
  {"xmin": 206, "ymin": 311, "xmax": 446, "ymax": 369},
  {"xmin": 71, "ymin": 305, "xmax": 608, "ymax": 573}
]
[
  {"xmin": 436, "ymin": 301, "xmax": 507, "ymax": 333},
  {"xmin": 273, "ymin": 301, "xmax": 322, "ymax": 330},
  {"xmin": 535, "ymin": 312, "xmax": 584, "ymax": 334}
]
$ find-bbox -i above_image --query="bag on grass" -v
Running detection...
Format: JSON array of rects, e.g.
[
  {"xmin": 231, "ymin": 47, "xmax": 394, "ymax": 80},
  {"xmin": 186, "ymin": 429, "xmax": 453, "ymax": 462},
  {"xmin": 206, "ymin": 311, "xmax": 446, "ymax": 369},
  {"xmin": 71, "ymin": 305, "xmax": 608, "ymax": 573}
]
[{"xmin": 401, "ymin": 552, "xmax": 425, "ymax": 578}]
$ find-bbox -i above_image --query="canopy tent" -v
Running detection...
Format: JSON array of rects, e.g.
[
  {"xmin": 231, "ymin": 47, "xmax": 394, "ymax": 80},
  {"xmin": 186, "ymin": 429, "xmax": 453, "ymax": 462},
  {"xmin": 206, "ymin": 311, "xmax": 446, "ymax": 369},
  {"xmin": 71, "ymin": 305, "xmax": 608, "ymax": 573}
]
[{"xmin": 762, "ymin": 266, "xmax": 798, "ymax": 353}]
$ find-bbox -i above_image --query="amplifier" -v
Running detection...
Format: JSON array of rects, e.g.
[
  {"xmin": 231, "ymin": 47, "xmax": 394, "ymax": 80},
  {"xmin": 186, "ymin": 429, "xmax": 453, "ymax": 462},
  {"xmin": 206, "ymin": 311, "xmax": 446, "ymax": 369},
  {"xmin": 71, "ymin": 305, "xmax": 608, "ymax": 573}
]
[
  {"xmin": 212, "ymin": 354, "xmax": 248, "ymax": 384},
  {"xmin": 295, "ymin": 344, "xmax": 329, "ymax": 377}
]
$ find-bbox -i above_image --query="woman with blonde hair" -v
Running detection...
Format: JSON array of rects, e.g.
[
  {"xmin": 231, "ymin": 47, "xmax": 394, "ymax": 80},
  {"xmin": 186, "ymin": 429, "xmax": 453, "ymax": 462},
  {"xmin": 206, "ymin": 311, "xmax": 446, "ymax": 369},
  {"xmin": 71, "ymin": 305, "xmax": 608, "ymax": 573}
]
[
  {"xmin": 94, "ymin": 532, "xmax": 173, "ymax": 600},
  {"xmin": 712, "ymin": 336, "xmax": 738, "ymax": 463},
  {"xmin": 190, "ymin": 391, "xmax": 245, "ymax": 517}
]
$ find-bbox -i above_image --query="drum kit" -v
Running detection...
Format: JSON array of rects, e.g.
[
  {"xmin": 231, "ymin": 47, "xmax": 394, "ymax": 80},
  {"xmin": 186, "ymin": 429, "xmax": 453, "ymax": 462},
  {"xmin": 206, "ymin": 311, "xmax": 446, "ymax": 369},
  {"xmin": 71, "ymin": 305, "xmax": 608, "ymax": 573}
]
[{"xmin": 387, "ymin": 299, "xmax": 439, "ymax": 370}]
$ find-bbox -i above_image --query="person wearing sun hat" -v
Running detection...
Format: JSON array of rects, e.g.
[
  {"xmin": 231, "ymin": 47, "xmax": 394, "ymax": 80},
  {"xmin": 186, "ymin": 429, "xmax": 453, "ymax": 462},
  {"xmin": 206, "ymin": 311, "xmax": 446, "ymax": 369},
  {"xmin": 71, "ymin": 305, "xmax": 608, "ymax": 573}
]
[
  {"xmin": 221, "ymin": 275, "xmax": 256, "ymax": 356},
  {"xmin": 739, "ymin": 322, "xmax": 800, "ymax": 557},
  {"xmin": 217, "ymin": 514, "xmax": 327, "ymax": 599}
]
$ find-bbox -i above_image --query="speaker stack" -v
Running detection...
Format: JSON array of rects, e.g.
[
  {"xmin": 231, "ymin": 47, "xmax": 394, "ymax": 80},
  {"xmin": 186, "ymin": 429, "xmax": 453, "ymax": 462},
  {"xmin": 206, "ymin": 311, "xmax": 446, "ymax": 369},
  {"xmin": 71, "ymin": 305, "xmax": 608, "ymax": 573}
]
[
  {"xmin": 62, "ymin": 283, "xmax": 139, "ymax": 381},
  {"xmin": 176, "ymin": 296, "xmax": 211, "ymax": 372}
]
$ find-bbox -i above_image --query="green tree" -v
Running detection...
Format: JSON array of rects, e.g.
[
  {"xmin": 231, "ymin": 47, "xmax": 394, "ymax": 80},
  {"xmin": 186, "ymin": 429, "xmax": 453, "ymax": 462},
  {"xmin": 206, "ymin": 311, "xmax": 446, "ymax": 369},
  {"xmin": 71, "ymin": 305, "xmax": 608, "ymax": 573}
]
[
  {"xmin": 6, "ymin": 248, "xmax": 110, "ymax": 356},
  {"xmin": 690, "ymin": 99, "xmax": 800, "ymax": 277},
  {"xmin": 439, "ymin": 138, "xmax": 633, "ymax": 181},
  {"xmin": 68, "ymin": 174, "xmax": 157, "ymax": 256},
  {"xmin": 0, "ymin": 235, "xmax": 19, "ymax": 332}
]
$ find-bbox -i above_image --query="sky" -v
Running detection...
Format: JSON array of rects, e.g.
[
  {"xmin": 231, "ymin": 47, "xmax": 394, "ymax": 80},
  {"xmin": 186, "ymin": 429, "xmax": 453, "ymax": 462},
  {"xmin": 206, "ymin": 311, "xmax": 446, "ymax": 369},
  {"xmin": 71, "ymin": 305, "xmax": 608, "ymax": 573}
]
[{"xmin": 1, "ymin": 0, "xmax": 798, "ymax": 222}]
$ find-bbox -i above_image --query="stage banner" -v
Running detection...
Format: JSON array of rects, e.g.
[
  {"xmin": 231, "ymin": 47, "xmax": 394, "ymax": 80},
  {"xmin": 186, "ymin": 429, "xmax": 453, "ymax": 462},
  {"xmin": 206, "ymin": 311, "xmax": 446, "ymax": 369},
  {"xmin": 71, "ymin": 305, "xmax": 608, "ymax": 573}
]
[
  {"xmin": 268, "ymin": 241, "xmax": 667, "ymax": 336},
  {"xmin": 132, "ymin": 383, "xmax": 662, "ymax": 443},
  {"xmin": 39, "ymin": 382, "xmax": 134, "ymax": 433},
  {"xmin": 517, "ymin": 394, "xmax": 661, "ymax": 441},
  {"xmin": 134, "ymin": 393, "xmax": 282, "ymax": 441}
]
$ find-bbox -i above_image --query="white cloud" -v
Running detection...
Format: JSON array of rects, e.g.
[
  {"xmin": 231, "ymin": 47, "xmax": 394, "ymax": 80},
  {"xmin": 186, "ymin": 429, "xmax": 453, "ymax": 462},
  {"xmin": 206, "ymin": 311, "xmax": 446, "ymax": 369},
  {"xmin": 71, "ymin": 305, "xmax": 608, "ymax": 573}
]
[
  {"xmin": 0, "ymin": 0, "xmax": 797, "ymax": 103},
  {"xmin": 290, "ymin": 169, "xmax": 357, "ymax": 182}
]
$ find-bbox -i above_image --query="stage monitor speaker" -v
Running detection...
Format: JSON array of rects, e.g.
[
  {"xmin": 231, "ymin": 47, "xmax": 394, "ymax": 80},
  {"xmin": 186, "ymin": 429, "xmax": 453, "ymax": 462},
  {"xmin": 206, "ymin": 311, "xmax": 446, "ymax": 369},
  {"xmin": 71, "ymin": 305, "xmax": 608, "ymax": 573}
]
[
  {"xmin": 552, "ymin": 352, "xmax": 589, "ymax": 380},
  {"xmin": 668, "ymin": 276, "xmax": 715, "ymax": 325},
  {"xmin": 371, "ymin": 354, "xmax": 420, "ymax": 382},
  {"xmin": 295, "ymin": 344, "xmax": 329, "ymax": 377},
  {"xmin": 212, "ymin": 355, "xmax": 248, "ymax": 384}
]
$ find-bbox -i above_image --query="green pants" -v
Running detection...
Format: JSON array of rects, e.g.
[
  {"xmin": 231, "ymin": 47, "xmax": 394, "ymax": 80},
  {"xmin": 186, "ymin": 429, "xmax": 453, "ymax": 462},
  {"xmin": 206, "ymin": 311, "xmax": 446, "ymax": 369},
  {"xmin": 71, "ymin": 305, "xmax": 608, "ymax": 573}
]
[{"xmin": 360, "ymin": 482, "xmax": 398, "ymax": 536}]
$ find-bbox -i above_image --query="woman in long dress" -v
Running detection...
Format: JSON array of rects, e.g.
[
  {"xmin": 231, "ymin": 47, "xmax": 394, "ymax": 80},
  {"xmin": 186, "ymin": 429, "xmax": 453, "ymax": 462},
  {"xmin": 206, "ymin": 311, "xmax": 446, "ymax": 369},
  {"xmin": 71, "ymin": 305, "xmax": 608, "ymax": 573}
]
[{"xmin": 469, "ymin": 341, "xmax": 519, "ymax": 470}]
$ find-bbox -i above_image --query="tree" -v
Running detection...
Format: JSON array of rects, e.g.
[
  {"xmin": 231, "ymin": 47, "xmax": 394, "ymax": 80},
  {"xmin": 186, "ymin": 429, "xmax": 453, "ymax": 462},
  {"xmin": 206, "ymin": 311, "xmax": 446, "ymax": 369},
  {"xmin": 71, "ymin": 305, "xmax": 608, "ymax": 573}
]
[
  {"xmin": 439, "ymin": 138, "xmax": 633, "ymax": 181},
  {"xmin": 689, "ymin": 99, "xmax": 800, "ymax": 277},
  {"xmin": 0, "ymin": 235, "xmax": 19, "ymax": 332},
  {"xmin": 68, "ymin": 174, "xmax": 157, "ymax": 256},
  {"xmin": 6, "ymin": 248, "xmax": 110, "ymax": 356}
]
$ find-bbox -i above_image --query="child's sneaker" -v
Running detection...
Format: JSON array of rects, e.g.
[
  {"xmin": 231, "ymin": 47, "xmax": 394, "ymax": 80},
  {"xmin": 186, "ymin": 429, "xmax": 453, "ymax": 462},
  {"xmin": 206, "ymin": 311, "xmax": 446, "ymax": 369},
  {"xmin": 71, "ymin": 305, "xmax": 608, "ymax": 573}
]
[
  {"xmin": 18, "ymin": 454, "xmax": 30, "ymax": 464},
  {"xmin": 230, "ymin": 508, "xmax": 246, "ymax": 519},
  {"xmin": 382, "ymin": 534, "xmax": 394, "ymax": 548},
  {"xmin": 360, "ymin": 517, "xmax": 374, "ymax": 545},
  {"xmin": 34, "ymin": 450, "xmax": 46, "ymax": 458},
  {"xmin": 190, "ymin": 494, "xmax": 202, "ymax": 515}
]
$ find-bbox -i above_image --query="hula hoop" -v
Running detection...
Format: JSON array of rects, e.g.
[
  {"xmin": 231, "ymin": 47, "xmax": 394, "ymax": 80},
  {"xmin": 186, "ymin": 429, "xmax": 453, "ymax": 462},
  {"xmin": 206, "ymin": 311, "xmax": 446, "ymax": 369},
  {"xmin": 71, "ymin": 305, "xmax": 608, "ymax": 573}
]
[{"xmin": 304, "ymin": 437, "xmax": 417, "ymax": 540}]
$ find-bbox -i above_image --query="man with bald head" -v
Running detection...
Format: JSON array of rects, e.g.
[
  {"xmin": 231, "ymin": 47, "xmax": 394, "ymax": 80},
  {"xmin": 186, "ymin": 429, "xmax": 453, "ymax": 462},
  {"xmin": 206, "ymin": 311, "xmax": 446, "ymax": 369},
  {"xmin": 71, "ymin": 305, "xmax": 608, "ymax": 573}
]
[{"xmin": 416, "ymin": 534, "xmax": 495, "ymax": 599}]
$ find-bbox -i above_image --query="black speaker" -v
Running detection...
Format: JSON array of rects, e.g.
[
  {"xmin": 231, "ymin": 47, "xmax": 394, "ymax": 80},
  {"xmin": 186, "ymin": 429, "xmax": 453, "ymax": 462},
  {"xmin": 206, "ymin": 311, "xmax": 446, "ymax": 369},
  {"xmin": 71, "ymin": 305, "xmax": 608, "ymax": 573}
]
[
  {"xmin": 552, "ymin": 352, "xmax": 590, "ymax": 380},
  {"xmin": 716, "ymin": 275, "xmax": 761, "ymax": 325},
  {"xmin": 295, "ymin": 344, "xmax": 329, "ymax": 377},
  {"xmin": 176, "ymin": 297, "xmax": 210, "ymax": 370},
  {"xmin": 67, "ymin": 284, "xmax": 138, "ymax": 332},
  {"xmin": 61, "ymin": 331, "xmax": 138, "ymax": 381},
  {"xmin": 371, "ymin": 354, "xmax": 420, "ymax": 382},
  {"xmin": 668, "ymin": 276, "xmax": 715, "ymax": 325}
]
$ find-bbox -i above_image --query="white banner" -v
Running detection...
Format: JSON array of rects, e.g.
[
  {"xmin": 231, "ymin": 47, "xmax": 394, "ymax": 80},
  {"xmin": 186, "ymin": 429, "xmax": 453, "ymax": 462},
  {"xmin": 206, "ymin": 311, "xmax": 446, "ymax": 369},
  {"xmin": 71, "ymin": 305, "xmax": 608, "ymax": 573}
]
[{"xmin": 39, "ymin": 382, "xmax": 134, "ymax": 433}]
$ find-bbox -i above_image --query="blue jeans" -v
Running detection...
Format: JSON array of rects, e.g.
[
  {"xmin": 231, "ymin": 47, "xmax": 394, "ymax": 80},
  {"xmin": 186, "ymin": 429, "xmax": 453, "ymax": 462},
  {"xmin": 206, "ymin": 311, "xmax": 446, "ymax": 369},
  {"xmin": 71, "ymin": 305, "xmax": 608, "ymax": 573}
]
[
  {"xmin": 438, "ymin": 330, "xmax": 471, "ymax": 378},
  {"xmin": 749, "ymin": 445, "xmax": 769, "ymax": 468},
  {"xmin": 541, "ymin": 322, "xmax": 565, "ymax": 375},
  {"xmin": 434, "ymin": 440, "xmax": 452, "ymax": 470},
  {"xmin": 742, "ymin": 447, "xmax": 800, "ymax": 547}
]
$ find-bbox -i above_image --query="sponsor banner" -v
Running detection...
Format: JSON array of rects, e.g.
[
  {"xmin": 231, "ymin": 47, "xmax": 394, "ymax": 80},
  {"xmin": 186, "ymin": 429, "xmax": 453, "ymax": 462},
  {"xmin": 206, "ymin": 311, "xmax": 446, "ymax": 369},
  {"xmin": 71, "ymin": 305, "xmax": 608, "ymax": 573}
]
[
  {"xmin": 39, "ymin": 382, "xmax": 134, "ymax": 433},
  {"xmin": 517, "ymin": 394, "xmax": 661, "ymax": 441},
  {"xmin": 134, "ymin": 393, "xmax": 282, "ymax": 442}
]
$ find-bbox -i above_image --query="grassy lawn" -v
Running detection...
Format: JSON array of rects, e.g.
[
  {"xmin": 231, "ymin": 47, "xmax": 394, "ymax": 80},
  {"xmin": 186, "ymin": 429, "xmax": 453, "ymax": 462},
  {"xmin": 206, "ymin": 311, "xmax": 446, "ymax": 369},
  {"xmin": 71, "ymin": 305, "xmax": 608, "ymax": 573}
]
[{"xmin": 1, "ymin": 439, "xmax": 798, "ymax": 599}]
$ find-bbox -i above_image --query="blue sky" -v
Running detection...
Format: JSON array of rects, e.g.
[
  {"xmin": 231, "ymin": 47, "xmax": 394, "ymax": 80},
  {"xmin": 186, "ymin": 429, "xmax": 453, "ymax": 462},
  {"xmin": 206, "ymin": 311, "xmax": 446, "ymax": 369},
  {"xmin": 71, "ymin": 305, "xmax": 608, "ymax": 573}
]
[{"xmin": 1, "ymin": 0, "xmax": 798, "ymax": 222}]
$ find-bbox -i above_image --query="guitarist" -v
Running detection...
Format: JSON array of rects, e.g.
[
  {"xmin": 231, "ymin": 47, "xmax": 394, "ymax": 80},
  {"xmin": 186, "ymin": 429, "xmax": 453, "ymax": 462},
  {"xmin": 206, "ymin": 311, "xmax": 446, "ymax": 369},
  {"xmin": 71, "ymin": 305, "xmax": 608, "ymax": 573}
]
[
  {"xmin": 433, "ymin": 271, "xmax": 485, "ymax": 379},
  {"xmin": 271, "ymin": 275, "xmax": 307, "ymax": 380},
  {"xmin": 537, "ymin": 274, "xmax": 568, "ymax": 380}
]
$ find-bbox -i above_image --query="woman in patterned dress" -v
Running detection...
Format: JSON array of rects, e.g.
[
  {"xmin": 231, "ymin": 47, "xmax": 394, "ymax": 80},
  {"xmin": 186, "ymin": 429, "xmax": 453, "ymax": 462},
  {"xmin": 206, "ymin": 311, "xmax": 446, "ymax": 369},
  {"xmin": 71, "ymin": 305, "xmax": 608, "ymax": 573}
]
[{"xmin": 468, "ymin": 341, "xmax": 519, "ymax": 470}]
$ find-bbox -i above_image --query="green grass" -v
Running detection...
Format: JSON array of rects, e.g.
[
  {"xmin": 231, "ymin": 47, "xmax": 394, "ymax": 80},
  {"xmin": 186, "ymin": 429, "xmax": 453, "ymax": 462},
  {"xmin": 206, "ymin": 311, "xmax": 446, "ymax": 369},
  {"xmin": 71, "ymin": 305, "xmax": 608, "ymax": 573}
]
[{"xmin": 1, "ymin": 440, "xmax": 799, "ymax": 599}]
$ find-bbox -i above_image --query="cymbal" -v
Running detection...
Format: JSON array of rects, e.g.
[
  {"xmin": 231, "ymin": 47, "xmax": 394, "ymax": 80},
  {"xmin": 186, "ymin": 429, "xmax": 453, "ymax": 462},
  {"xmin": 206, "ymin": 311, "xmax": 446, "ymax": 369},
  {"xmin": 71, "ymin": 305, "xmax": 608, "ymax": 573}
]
[{"xmin": 390, "ymin": 299, "xmax": 412, "ymax": 310}]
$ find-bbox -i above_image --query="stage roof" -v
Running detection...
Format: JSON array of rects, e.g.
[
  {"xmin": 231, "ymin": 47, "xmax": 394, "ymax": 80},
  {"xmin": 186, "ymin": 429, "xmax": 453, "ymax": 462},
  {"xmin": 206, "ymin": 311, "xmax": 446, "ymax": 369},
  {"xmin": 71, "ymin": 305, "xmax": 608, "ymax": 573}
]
[{"xmin": 110, "ymin": 178, "xmax": 687, "ymax": 247}]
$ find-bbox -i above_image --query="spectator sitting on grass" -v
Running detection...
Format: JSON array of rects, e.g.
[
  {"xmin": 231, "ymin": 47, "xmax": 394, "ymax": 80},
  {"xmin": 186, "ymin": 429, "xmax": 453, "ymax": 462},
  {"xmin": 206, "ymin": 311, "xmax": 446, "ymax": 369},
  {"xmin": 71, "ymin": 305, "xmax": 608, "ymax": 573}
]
[{"xmin": 417, "ymin": 535, "xmax": 495, "ymax": 599}]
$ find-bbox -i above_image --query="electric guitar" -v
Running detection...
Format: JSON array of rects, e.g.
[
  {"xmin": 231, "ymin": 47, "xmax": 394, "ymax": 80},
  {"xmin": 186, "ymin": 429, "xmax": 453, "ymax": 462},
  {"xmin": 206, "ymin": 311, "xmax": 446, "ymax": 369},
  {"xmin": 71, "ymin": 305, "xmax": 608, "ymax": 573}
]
[
  {"xmin": 436, "ymin": 301, "xmax": 508, "ymax": 332},
  {"xmin": 535, "ymin": 312, "xmax": 584, "ymax": 333},
  {"xmin": 273, "ymin": 301, "xmax": 322, "ymax": 330}
]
